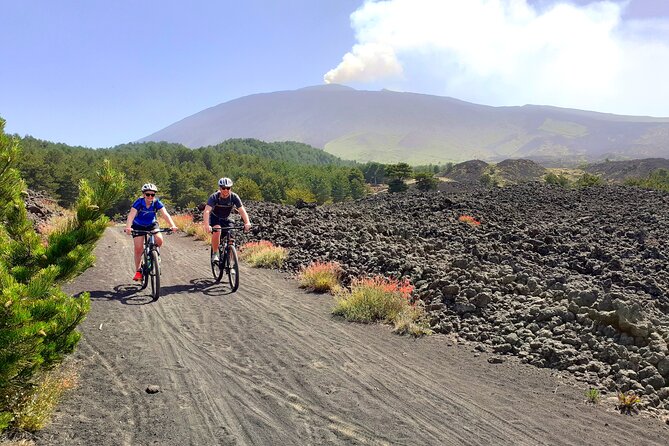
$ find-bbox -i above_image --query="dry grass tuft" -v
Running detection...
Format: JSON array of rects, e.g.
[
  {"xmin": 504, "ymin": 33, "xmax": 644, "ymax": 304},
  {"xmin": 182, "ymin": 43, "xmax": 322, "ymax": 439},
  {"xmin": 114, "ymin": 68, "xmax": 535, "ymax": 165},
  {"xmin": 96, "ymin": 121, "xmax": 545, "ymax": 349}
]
[
  {"xmin": 392, "ymin": 303, "xmax": 434, "ymax": 337},
  {"xmin": 14, "ymin": 366, "xmax": 78, "ymax": 431},
  {"xmin": 298, "ymin": 261, "xmax": 342, "ymax": 293},
  {"xmin": 0, "ymin": 439, "xmax": 36, "ymax": 446},
  {"xmin": 239, "ymin": 241, "xmax": 288, "ymax": 268},
  {"xmin": 171, "ymin": 214, "xmax": 211, "ymax": 242},
  {"xmin": 332, "ymin": 276, "xmax": 430, "ymax": 336}
]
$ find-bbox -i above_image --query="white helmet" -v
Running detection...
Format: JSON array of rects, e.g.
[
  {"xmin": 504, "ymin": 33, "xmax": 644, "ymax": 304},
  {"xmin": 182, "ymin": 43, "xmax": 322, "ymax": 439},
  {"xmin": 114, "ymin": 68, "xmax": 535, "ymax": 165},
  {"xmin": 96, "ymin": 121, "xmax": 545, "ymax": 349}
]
[
  {"xmin": 218, "ymin": 177, "xmax": 233, "ymax": 188},
  {"xmin": 141, "ymin": 183, "xmax": 158, "ymax": 192}
]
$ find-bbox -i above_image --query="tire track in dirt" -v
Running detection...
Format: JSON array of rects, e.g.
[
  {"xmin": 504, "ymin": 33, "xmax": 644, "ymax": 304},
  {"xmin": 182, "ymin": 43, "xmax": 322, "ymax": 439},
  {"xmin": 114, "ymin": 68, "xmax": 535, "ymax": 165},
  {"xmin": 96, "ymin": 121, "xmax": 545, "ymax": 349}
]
[{"xmin": 37, "ymin": 228, "xmax": 669, "ymax": 446}]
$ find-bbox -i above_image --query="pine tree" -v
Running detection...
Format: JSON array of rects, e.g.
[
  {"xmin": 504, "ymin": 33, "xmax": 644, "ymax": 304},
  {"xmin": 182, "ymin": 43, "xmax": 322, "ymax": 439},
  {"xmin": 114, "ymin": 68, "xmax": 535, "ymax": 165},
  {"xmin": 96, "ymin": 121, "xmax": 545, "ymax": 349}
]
[
  {"xmin": 0, "ymin": 118, "xmax": 125, "ymax": 431},
  {"xmin": 414, "ymin": 172, "xmax": 438, "ymax": 191}
]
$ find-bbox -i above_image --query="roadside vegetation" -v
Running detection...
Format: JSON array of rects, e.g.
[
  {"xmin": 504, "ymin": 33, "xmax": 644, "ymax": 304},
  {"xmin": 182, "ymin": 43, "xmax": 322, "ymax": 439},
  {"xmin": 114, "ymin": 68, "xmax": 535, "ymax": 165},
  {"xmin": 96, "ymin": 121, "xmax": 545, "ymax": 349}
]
[
  {"xmin": 0, "ymin": 118, "xmax": 125, "ymax": 433},
  {"xmin": 239, "ymin": 241, "xmax": 288, "ymax": 268},
  {"xmin": 298, "ymin": 261, "xmax": 342, "ymax": 293},
  {"xmin": 12, "ymin": 365, "xmax": 78, "ymax": 431},
  {"xmin": 171, "ymin": 213, "xmax": 211, "ymax": 243},
  {"xmin": 616, "ymin": 391, "xmax": 641, "ymax": 414},
  {"xmin": 333, "ymin": 276, "xmax": 432, "ymax": 337},
  {"xmin": 585, "ymin": 388, "xmax": 600, "ymax": 405}
]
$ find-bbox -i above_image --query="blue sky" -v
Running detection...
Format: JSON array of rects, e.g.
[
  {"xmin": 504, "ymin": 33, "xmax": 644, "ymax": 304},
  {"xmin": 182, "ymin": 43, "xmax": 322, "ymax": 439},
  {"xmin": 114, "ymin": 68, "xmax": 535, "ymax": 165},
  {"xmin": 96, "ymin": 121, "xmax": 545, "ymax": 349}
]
[{"xmin": 2, "ymin": 0, "xmax": 668, "ymax": 148}]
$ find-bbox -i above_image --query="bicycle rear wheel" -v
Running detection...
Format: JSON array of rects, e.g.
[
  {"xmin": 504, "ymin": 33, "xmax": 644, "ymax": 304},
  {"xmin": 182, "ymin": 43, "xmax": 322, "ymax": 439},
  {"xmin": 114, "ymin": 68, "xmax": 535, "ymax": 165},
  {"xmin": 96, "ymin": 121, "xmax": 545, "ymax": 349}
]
[
  {"xmin": 211, "ymin": 246, "xmax": 224, "ymax": 282},
  {"xmin": 226, "ymin": 246, "xmax": 239, "ymax": 292},
  {"xmin": 149, "ymin": 250, "xmax": 160, "ymax": 300}
]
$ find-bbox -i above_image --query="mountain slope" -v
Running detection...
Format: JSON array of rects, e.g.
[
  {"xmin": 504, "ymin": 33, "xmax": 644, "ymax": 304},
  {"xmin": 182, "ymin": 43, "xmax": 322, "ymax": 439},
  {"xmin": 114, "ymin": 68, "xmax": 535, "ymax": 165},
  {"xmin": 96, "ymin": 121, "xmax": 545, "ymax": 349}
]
[{"xmin": 140, "ymin": 85, "xmax": 669, "ymax": 165}]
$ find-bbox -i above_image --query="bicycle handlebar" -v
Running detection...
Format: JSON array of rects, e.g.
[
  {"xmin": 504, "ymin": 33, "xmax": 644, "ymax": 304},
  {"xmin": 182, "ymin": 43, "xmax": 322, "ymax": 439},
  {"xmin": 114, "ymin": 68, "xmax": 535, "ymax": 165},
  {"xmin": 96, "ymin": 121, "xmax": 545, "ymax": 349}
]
[
  {"xmin": 211, "ymin": 225, "xmax": 247, "ymax": 232},
  {"xmin": 129, "ymin": 228, "xmax": 174, "ymax": 236}
]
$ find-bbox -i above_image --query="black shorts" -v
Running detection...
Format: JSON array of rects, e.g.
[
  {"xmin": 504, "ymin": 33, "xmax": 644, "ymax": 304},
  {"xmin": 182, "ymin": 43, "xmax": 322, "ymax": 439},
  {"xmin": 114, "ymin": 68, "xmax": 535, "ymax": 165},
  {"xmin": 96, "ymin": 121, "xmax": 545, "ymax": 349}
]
[
  {"xmin": 131, "ymin": 221, "xmax": 159, "ymax": 237},
  {"xmin": 209, "ymin": 216, "xmax": 233, "ymax": 228}
]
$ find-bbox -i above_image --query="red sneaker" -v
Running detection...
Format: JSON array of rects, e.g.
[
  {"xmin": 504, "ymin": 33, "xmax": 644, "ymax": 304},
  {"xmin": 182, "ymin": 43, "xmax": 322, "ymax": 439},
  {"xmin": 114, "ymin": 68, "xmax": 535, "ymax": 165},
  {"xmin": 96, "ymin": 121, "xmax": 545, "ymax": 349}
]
[{"xmin": 133, "ymin": 270, "xmax": 143, "ymax": 281}]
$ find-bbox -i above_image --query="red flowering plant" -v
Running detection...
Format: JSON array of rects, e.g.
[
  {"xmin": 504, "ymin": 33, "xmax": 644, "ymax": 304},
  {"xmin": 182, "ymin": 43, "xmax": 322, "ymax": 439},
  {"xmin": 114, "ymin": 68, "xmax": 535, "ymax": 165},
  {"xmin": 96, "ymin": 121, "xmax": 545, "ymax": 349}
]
[{"xmin": 458, "ymin": 215, "xmax": 481, "ymax": 226}]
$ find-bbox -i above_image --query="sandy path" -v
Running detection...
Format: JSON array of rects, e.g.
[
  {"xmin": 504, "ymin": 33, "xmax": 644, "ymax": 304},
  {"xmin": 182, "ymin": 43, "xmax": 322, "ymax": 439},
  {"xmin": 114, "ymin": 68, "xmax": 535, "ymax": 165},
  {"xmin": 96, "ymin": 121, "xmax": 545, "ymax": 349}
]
[{"xmin": 36, "ymin": 228, "xmax": 668, "ymax": 445}]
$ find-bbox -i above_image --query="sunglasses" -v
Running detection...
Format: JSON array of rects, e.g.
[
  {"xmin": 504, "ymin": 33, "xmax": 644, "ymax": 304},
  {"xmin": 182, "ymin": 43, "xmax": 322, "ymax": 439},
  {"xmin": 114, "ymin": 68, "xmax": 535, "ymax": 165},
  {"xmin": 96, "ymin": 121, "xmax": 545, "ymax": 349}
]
[
  {"xmin": 220, "ymin": 187, "xmax": 231, "ymax": 190},
  {"xmin": 144, "ymin": 193, "xmax": 155, "ymax": 197}
]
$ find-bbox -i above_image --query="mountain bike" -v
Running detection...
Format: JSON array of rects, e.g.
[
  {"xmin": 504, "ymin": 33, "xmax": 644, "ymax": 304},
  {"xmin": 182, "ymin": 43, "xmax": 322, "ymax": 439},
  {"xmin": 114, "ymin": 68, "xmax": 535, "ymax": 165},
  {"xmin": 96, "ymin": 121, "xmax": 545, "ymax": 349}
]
[
  {"xmin": 211, "ymin": 225, "xmax": 245, "ymax": 292},
  {"xmin": 131, "ymin": 228, "xmax": 172, "ymax": 300}
]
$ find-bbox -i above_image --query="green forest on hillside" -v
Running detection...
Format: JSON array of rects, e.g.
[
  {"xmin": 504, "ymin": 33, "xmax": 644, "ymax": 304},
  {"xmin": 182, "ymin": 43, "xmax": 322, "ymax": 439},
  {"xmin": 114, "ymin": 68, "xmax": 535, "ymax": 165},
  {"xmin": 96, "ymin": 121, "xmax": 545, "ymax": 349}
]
[{"xmin": 16, "ymin": 137, "xmax": 373, "ymax": 217}]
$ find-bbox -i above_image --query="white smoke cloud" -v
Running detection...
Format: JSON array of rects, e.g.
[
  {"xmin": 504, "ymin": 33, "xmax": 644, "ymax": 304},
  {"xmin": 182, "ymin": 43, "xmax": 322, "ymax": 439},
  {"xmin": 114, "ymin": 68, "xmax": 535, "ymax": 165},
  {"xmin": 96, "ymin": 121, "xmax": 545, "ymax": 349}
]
[
  {"xmin": 324, "ymin": 42, "xmax": 403, "ymax": 83},
  {"xmin": 324, "ymin": 0, "xmax": 669, "ymax": 116}
]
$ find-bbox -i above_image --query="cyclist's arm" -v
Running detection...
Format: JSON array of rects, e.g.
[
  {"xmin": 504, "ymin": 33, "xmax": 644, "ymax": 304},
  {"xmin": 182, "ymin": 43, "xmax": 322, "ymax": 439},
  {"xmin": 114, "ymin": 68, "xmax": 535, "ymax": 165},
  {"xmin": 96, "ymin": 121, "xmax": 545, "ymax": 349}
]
[
  {"xmin": 125, "ymin": 208, "xmax": 138, "ymax": 234},
  {"xmin": 203, "ymin": 204, "xmax": 213, "ymax": 231},
  {"xmin": 160, "ymin": 207, "xmax": 178, "ymax": 231},
  {"xmin": 238, "ymin": 206, "xmax": 251, "ymax": 231}
]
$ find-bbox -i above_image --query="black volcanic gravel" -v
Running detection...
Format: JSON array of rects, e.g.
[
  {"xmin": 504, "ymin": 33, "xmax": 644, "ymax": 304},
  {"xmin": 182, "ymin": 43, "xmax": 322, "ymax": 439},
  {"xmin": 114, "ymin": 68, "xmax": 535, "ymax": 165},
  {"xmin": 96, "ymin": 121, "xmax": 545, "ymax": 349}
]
[{"xmin": 239, "ymin": 183, "xmax": 669, "ymax": 411}]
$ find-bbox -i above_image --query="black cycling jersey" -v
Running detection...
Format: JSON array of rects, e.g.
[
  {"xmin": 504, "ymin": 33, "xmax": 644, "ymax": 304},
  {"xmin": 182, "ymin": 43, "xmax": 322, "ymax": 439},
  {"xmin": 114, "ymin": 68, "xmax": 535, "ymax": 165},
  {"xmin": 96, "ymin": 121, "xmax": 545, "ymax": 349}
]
[{"xmin": 206, "ymin": 191, "xmax": 243, "ymax": 220}]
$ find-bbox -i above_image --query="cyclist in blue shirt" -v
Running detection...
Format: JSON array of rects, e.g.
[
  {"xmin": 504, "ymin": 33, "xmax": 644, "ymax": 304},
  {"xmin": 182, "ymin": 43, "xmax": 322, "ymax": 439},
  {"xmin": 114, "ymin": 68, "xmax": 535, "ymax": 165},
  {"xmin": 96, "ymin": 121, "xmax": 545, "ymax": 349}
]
[{"xmin": 124, "ymin": 183, "xmax": 178, "ymax": 281}]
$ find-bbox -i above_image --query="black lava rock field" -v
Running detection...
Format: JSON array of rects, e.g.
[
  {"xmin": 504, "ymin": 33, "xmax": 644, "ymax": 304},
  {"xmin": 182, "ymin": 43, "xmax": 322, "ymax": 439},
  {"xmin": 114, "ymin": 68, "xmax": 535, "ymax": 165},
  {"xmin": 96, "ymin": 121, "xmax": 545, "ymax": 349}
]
[{"xmin": 242, "ymin": 183, "xmax": 669, "ymax": 411}]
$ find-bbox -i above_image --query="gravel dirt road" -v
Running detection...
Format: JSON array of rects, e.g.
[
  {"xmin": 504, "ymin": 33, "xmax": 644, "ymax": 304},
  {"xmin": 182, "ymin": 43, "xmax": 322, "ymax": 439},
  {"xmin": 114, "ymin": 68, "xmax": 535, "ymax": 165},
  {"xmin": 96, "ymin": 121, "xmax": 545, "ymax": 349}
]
[{"xmin": 36, "ymin": 228, "xmax": 669, "ymax": 445}]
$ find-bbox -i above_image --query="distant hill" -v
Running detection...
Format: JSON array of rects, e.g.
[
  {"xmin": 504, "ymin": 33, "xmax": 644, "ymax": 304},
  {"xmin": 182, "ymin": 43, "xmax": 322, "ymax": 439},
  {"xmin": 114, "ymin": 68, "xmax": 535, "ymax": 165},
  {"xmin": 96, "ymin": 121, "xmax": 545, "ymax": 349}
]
[
  {"xmin": 496, "ymin": 159, "xmax": 547, "ymax": 183},
  {"xmin": 443, "ymin": 158, "xmax": 547, "ymax": 184},
  {"xmin": 584, "ymin": 158, "xmax": 669, "ymax": 181},
  {"xmin": 140, "ymin": 85, "xmax": 669, "ymax": 165},
  {"xmin": 444, "ymin": 160, "xmax": 490, "ymax": 183}
]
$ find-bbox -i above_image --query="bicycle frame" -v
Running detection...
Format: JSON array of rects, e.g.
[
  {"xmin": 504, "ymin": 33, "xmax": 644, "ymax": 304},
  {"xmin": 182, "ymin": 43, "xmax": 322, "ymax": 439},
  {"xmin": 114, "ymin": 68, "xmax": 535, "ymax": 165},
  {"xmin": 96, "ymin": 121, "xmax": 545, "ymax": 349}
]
[{"xmin": 211, "ymin": 225, "xmax": 244, "ymax": 291}]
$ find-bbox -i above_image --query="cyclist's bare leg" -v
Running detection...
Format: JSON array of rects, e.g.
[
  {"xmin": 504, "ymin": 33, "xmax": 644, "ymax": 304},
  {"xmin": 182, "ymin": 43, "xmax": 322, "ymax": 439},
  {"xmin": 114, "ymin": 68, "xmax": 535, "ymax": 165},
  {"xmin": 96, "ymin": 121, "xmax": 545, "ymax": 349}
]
[
  {"xmin": 133, "ymin": 235, "xmax": 143, "ymax": 271},
  {"xmin": 155, "ymin": 232, "xmax": 164, "ymax": 248},
  {"xmin": 211, "ymin": 225, "xmax": 222, "ymax": 252}
]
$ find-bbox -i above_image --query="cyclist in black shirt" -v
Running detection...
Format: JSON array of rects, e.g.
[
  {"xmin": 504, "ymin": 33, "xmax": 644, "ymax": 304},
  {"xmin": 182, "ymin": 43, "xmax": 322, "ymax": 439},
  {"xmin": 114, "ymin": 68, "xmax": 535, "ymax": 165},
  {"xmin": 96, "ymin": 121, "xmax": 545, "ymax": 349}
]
[{"xmin": 202, "ymin": 177, "xmax": 251, "ymax": 263}]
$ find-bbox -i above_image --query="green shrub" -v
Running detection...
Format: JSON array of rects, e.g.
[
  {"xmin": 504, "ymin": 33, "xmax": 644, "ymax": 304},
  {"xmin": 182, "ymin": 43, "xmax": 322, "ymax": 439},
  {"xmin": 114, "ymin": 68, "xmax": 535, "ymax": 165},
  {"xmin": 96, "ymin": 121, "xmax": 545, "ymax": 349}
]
[
  {"xmin": 480, "ymin": 172, "xmax": 500, "ymax": 187},
  {"xmin": 414, "ymin": 172, "xmax": 438, "ymax": 191},
  {"xmin": 388, "ymin": 179, "xmax": 408, "ymax": 193},
  {"xmin": 545, "ymin": 172, "xmax": 571, "ymax": 187},
  {"xmin": 574, "ymin": 172, "xmax": 604, "ymax": 188},
  {"xmin": 625, "ymin": 168, "xmax": 669, "ymax": 192}
]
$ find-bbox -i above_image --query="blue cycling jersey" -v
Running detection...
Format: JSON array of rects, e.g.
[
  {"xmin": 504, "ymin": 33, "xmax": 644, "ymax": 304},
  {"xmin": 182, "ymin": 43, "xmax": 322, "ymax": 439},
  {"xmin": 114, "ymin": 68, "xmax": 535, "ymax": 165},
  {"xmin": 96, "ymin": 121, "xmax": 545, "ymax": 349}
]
[{"xmin": 132, "ymin": 197, "xmax": 164, "ymax": 226}]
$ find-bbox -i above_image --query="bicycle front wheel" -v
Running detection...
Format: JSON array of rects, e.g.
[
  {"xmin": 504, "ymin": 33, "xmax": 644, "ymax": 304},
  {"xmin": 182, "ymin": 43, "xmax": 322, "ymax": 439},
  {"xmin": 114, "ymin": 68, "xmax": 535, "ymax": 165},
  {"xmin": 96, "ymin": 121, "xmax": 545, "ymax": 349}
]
[
  {"xmin": 140, "ymin": 254, "xmax": 149, "ymax": 290},
  {"xmin": 211, "ymin": 246, "xmax": 224, "ymax": 282},
  {"xmin": 226, "ymin": 246, "xmax": 239, "ymax": 292},
  {"xmin": 149, "ymin": 250, "xmax": 160, "ymax": 300}
]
